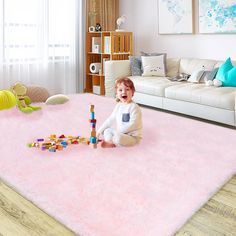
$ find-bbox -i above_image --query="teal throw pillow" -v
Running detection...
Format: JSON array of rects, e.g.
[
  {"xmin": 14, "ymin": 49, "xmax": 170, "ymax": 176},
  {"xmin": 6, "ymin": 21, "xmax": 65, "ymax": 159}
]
[
  {"xmin": 215, "ymin": 57, "xmax": 233, "ymax": 83},
  {"xmin": 223, "ymin": 67, "xmax": 236, "ymax": 87}
]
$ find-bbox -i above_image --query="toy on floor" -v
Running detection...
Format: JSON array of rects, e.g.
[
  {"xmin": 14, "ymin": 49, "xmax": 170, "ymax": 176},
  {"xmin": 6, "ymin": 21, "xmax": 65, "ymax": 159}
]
[
  {"xmin": 28, "ymin": 104, "xmax": 100, "ymax": 152},
  {"xmin": 0, "ymin": 90, "xmax": 17, "ymax": 110},
  {"xmin": 11, "ymin": 82, "xmax": 41, "ymax": 113},
  {"xmin": 89, "ymin": 105, "xmax": 97, "ymax": 149},
  {"xmin": 28, "ymin": 134, "xmax": 90, "ymax": 152}
]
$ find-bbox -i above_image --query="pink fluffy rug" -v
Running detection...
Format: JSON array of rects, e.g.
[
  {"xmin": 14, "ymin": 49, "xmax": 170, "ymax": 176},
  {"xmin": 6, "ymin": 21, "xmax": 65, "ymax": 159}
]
[{"xmin": 0, "ymin": 93, "xmax": 236, "ymax": 236}]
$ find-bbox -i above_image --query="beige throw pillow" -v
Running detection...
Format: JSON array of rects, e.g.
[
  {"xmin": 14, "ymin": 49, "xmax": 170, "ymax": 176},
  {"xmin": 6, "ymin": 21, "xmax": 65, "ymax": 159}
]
[
  {"xmin": 45, "ymin": 94, "xmax": 69, "ymax": 105},
  {"xmin": 141, "ymin": 55, "xmax": 166, "ymax": 77},
  {"xmin": 26, "ymin": 86, "xmax": 50, "ymax": 102}
]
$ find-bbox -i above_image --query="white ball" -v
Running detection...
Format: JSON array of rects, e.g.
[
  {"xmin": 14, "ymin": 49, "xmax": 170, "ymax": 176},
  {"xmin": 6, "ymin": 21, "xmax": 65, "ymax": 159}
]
[
  {"xmin": 205, "ymin": 80, "xmax": 213, "ymax": 86},
  {"xmin": 213, "ymin": 79, "xmax": 222, "ymax": 87}
]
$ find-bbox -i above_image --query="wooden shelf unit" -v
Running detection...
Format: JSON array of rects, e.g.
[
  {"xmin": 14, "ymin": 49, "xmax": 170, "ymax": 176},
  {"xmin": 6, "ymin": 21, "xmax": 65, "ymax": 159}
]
[{"xmin": 85, "ymin": 31, "xmax": 133, "ymax": 95}]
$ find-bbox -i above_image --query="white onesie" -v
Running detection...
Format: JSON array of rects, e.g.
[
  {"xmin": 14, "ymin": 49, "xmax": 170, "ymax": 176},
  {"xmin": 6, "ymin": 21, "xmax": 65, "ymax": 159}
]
[{"xmin": 97, "ymin": 101, "xmax": 142, "ymax": 146}]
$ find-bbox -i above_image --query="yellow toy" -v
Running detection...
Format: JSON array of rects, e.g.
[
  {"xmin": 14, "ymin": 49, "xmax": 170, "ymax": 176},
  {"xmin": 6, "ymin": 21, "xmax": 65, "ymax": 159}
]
[
  {"xmin": 0, "ymin": 90, "xmax": 17, "ymax": 110},
  {"xmin": 11, "ymin": 82, "xmax": 41, "ymax": 113}
]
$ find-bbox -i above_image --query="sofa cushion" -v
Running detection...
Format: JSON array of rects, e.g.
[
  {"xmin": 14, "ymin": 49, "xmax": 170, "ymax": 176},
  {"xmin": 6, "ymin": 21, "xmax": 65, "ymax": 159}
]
[
  {"xmin": 165, "ymin": 83, "xmax": 236, "ymax": 110},
  {"xmin": 166, "ymin": 58, "xmax": 180, "ymax": 77},
  {"xmin": 129, "ymin": 76, "xmax": 179, "ymax": 97},
  {"xmin": 179, "ymin": 58, "xmax": 217, "ymax": 75},
  {"xmin": 214, "ymin": 60, "xmax": 236, "ymax": 68},
  {"xmin": 141, "ymin": 55, "xmax": 166, "ymax": 76}
]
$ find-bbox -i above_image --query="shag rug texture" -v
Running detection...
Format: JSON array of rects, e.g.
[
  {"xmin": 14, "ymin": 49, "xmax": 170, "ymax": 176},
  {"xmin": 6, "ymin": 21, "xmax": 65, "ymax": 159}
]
[{"xmin": 0, "ymin": 93, "xmax": 236, "ymax": 236}]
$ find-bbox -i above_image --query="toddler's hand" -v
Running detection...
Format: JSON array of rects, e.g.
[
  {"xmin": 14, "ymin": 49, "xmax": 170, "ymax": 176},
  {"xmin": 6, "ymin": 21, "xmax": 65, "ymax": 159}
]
[
  {"xmin": 96, "ymin": 133, "xmax": 102, "ymax": 143},
  {"xmin": 97, "ymin": 133, "xmax": 100, "ymax": 140}
]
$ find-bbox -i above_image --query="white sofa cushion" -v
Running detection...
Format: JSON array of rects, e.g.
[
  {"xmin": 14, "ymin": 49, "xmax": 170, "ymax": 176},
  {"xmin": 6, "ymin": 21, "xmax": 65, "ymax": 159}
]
[
  {"xmin": 179, "ymin": 58, "xmax": 217, "ymax": 75},
  {"xmin": 165, "ymin": 83, "xmax": 236, "ymax": 110},
  {"xmin": 129, "ymin": 76, "xmax": 179, "ymax": 97},
  {"xmin": 166, "ymin": 58, "xmax": 180, "ymax": 77},
  {"xmin": 105, "ymin": 60, "xmax": 131, "ymax": 97},
  {"xmin": 214, "ymin": 60, "xmax": 236, "ymax": 68}
]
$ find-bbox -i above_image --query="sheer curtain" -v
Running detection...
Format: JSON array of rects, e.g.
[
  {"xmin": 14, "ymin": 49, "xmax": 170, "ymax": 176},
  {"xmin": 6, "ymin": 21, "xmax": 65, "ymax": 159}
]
[{"xmin": 0, "ymin": 0, "xmax": 85, "ymax": 94}]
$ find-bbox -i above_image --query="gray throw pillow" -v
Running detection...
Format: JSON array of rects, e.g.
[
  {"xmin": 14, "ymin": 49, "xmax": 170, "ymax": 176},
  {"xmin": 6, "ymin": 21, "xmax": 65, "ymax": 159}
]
[
  {"xmin": 140, "ymin": 51, "xmax": 166, "ymax": 57},
  {"xmin": 199, "ymin": 68, "xmax": 219, "ymax": 83},
  {"xmin": 129, "ymin": 56, "xmax": 142, "ymax": 76},
  {"xmin": 199, "ymin": 71, "xmax": 211, "ymax": 83},
  {"xmin": 207, "ymin": 67, "xmax": 219, "ymax": 80}
]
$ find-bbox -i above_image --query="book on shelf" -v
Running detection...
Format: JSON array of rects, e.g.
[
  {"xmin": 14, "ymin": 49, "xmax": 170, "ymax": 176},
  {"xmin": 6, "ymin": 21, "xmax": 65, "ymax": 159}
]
[
  {"xmin": 104, "ymin": 36, "xmax": 111, "ymax": 54},
  {"xmin": 103, "ymin": 58, "xmax": 110, "ymax": 74},
  {"xmin": 92, "ymin": 37, "xmax": 101, "ymax": 53},
  {"xmin": 93, "ymin": 85, "xmax": 100, "ymax": 95}
]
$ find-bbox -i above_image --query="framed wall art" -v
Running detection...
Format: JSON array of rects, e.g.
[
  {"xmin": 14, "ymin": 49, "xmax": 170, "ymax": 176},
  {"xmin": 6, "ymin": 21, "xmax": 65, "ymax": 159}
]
[
  {"xmin": 158, "ymin": 0, "xmax": 194, "ymax": 34},
  {"xmin": 199, "ymin": 0, "xmax": 236, "ymax": 33}
]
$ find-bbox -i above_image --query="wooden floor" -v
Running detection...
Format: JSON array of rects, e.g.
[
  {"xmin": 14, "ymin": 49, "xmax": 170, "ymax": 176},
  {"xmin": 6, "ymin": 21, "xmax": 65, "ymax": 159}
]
[
  {"xmin": 0, "ymin": 175, "xmax": 236, "ymax": 236},
  {"xmin": 0, "ymin": 180, "xmax": 76, "ymax": 236},
  {"xmin": 176, "ymin": 174, "xmax": 236, "ymax": 236}
]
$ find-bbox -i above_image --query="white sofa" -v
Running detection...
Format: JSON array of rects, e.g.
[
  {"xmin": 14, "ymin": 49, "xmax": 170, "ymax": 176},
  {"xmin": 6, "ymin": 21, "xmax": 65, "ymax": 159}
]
[{"xmin": 105, "ymin": 58, "xmax": 236, "ymax": 127}]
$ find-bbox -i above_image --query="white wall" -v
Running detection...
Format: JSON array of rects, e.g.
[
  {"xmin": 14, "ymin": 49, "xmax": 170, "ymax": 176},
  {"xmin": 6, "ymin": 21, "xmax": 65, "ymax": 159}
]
[{"xmin": 119, "ymin": 0, "xmax": 236, "ymax": 60}]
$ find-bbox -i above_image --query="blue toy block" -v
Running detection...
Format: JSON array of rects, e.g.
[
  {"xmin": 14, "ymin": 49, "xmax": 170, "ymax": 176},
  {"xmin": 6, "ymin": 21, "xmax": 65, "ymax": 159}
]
[
  {"xmin": 49, "ymin": 148, "xmax": 56, "ymax": 152},
  {"xmin": 61, "ymin": 141, "xmax": 68, "ymax": 146},
  {"xmin": 90, "ymin": 136, "xmax": 97, "ymax": 144},
  {"xmin": 90, "ymin": 112, "xmax": 95, "ymax": 119}
]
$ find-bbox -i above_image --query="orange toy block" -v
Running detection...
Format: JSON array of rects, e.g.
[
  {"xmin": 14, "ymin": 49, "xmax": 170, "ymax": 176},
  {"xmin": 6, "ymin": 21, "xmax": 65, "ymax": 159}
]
[
  {"xmin": 50, "ymin": 134, "xmax": 57, "ymax": 139},
  {"xmin": 90, "ymin": 105, "xmax": 94, "ymax": 112},
  {"xmin": 90, "ymin": 143, "xmax": 97, "ymax": 149},
  {"xmin": 90, "ymin": 130, "xmax": 96, "ymax": 137}
]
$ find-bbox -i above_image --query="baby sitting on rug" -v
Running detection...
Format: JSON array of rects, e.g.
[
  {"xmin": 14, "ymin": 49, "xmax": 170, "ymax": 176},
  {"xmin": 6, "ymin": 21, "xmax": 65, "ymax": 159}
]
[{"xmin": 97, "ymin": 77, "xmax": 142, "ymax": 148}]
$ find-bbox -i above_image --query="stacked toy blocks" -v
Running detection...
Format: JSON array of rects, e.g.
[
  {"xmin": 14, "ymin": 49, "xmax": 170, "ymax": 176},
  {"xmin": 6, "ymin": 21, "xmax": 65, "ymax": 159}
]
[
  {"xmin": 28, "ymin": 104, "xmax": 98, "ymax": 152},
  {"xmin": 89, "ymin": 105, "xmax": 97, "ymax": 149}
]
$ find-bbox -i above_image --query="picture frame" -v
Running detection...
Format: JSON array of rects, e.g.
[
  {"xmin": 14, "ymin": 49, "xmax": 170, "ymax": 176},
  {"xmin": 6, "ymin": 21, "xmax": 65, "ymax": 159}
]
[
  {"xmin": 158, "ymin": 0, "xmax": 194, "ymax": 34},
  {"xmin": 199, "ymin": 0, "xmax": 236, "ymax": 34}
]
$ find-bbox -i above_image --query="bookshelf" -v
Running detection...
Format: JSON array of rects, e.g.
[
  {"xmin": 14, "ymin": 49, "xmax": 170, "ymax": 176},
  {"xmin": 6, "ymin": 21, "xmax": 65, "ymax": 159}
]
[{"xmin": 85, "ymin": 31, "xmax": 133, "ymax": 95}]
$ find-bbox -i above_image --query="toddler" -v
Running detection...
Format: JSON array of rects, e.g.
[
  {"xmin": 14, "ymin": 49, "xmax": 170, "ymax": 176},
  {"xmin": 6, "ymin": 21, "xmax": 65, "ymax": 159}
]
[{"xmin": 97, "ymin": 77, "xmax": 142, "ymax": 148}]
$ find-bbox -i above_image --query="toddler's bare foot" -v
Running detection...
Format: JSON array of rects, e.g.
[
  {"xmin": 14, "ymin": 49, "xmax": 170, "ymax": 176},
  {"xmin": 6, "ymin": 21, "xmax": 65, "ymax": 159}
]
[{"xmin": 101, "ymin": 141, "xmax": 116, "ymax": 148}]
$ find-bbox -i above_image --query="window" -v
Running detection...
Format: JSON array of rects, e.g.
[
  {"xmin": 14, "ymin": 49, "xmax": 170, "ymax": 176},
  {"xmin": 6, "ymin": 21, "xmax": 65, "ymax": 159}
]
[{"xmin": 1, "ymin": 0, "xmax": 75, "ymax": 63}]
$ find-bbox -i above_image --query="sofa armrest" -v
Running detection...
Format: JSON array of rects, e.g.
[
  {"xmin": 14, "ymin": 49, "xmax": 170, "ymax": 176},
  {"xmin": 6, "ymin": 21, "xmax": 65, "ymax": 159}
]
[{"xmin": 104, "ymin": 60, "xmax": 131, "ymax": 97}]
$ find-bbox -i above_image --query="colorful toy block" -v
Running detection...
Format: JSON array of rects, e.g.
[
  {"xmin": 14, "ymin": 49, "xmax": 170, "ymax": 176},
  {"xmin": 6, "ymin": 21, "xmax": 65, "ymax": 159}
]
[
  {"xmin": 28, "ymin": 104, "xmax": 99, "ymax": 152},
  {"xmin": 89, "ymin": 104, "xmax": 97, "ymax": 149},
  {"xmin": 90, "ymin": 112, "xmax": 95, "ymax": 119}
]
